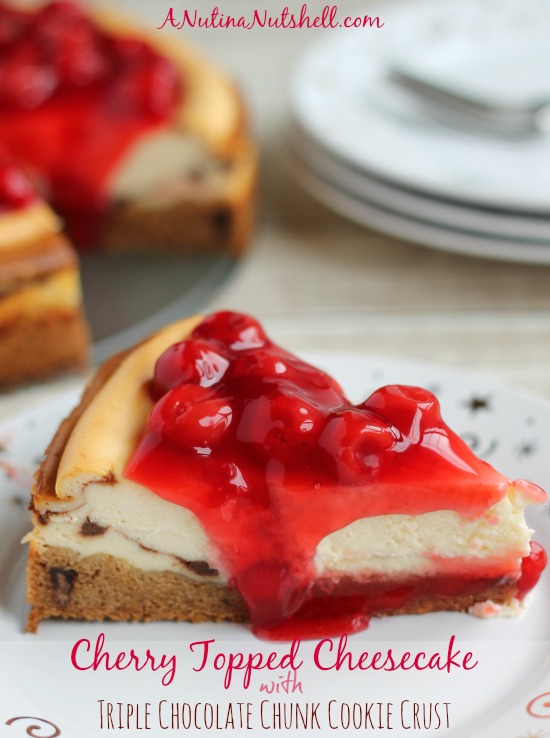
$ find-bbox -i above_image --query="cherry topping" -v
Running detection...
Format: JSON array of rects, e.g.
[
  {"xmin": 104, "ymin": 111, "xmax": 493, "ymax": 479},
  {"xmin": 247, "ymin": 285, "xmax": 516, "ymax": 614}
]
[
  {"xmin": 0, "ymin": 41, "xmax": 57, "ymax": 110},
  {"xmin": 361, "ymin": 385, "xmax": 442, "ymax": 437},
  {"xmin": 0, "ymin": 153, "xmax": 37, "ymax": 212},
  {"xmin": 517, "ymin": 541, "xmax": 548, "ymax": 600},
  {"xmin": 192, "ymin": 311, "xmax": 268, "ymax": 351},
  {"xmin": 34, "ymin": 1, "xmax": 86, "ymax": 51},
  {"xmin": 0, "ymin": 0, "xmax": 182, "ymax": 246},
  {"xmin": 0, "ymin": 5, "xmax": 28, "ymax": 47},
  {"xmin": 53, "ymin": 22, "xmax": 108, "ymax": 87},
  {"xmin": 107, "ymin": 55, "xmax": 180, "ymax": 119},
  {"xmin": 0, "ymin": 2, "xmax": 103, "ymax": 109},
  {"xmin": 107, "ymin": 37, "xmax": 154, "ymax": 65},
  {"xmin": 233, "ymin": 352, "xmax": 345, "ymax": 410},
  {"xmin": 319, "ymin": 409, "xmax": 397, "ymax": 479},
  {"xmin": 36, "ymin": 0, "xmax": 85, "ymax": 31},
  {"xmin": 150, "ymin": 384, "xmax": 232, "ymax": 451},
  {"xmin": 152, "ymin": 339, "xmax": 230, "ymax": 398},
  {"xmin": 234, "ymin": 352, "xmax": 293, "ymax": 380},
  {"xmin": 126, "ymin": 311, "xmax": 548, "ymax": 640},
  {"xmin": 143, "ymin": 56, "xmax": 180, "ymax": 118},
  {"xmin": 237, "ymin": 387, "xmax": 324, "ymax": 462}
]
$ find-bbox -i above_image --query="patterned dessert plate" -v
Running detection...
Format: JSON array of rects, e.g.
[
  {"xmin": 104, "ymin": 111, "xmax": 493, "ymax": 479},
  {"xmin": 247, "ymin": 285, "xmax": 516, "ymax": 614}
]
[{"xmin": 0, "ymin": 352, "xmax": 549, "ymax": 737}]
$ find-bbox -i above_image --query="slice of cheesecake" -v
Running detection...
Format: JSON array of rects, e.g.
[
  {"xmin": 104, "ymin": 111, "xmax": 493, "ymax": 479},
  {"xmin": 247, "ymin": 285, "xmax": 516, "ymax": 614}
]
[
  {"xmin": 0, "ymin": 1, "xmax": 256, "ymax": 253},
  {"xmin": 25, "ymin": 312, "xmax": 547, "ymax": 638},
  {"xmin": 0, "ymin": 153, "xmax": 89, "ymax": 385}
]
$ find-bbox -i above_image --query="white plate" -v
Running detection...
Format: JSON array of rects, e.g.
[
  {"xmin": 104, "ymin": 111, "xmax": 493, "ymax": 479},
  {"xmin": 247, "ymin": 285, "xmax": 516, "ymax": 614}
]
[
  {"xmin": 291, "ymin": 0, "xmax": 550, "ymax": 213},
  {"xmin": 292, "ymin": 153, "xmax": 550, "ymax": 264},
  {"xmin": 1, "ymin": 353, "xmax": 550, "ymax": 737},
  {"xmin": 290, "ymin": 124, "xmax": 550, "ymax": 243}
]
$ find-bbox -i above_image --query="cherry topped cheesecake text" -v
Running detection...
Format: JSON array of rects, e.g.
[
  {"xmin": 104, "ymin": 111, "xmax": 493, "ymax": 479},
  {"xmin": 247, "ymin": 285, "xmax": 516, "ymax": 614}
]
[{"xmin": 126, "ymin": 311, "xmax": 547, "ymax": 639}]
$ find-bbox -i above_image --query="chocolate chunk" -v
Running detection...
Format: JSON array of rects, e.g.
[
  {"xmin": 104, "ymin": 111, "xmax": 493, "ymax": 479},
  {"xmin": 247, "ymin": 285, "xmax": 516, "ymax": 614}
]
[
  {"xmin": 136, "ymin": 544, "xmax": 218, "ymax": 577},
  {"xmin": 184, "ymin": 560, "xmax": 219, "ymax": 577},
  {"xmin": 100, "ymin": 471, "xmax": 116, "ymax": 485},
  {"xmin": 49, "ymin": 567, "xmax": 77, "ymax": 607},
  {"xmin": 212, "ymin": 208, "xmax": 232, "ymax": 238},
  {"xmin": 80, "ymin": 519, "xmax": 107, "ymax": 536}
]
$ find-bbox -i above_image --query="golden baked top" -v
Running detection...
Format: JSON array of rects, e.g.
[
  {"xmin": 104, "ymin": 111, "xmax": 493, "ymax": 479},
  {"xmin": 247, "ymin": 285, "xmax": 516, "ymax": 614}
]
[{"xmin": 32, "ymin": 316, "xmax": 201, "ymax": 512}]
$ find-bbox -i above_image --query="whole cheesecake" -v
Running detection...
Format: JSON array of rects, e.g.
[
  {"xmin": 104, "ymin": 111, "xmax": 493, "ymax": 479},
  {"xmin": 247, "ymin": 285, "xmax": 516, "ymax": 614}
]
[
  {"xmin": 0, "ymin": 1, "xmax": 256, "ymax": 252},
  {"xmin": 0, "ymin": 0, "xmax": 256, "ymax": 385},
  {"xmin": 25, "ymin": 312, "xmax": 547, "ymax": 638},
  {"xmin": 0, "ymin": 150, "xmax": 89, "ymax": 384}
]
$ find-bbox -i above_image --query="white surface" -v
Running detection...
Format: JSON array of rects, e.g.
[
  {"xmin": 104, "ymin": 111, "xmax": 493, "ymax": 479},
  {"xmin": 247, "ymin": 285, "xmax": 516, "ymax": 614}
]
[
  {"xmin": 290, "ymin": 125, "xmax": 550, "ymax": 243},
  {"xmin": 291, "ymin": 0, "xmax": 550, "ymax": 212},
  {"xmin": 292, "ymin": 155, "xmax": 550, "ymax": 264},
  {"xmin": 1, "ymin": 353, "xmax": 550, "ymax": 736}
]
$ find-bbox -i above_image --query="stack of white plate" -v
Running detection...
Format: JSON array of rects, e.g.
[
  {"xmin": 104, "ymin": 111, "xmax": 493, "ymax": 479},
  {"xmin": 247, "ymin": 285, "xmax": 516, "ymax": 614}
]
[{"xmin": 289, "ymin": 0, "xmax": 550, "ymax": 263}]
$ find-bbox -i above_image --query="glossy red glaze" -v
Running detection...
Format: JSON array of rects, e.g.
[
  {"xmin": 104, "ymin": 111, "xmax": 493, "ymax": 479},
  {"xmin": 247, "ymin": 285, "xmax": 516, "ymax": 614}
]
[
  {"xmin": 254, "ymin": 571, "xmax": 518, "ymax": 641},
  {"xmin": 0, "ymin": 0, "xmax": 181, "ymax": 246},
  {"xmin": 126, "ymin": 311, "xmax": 547, "ymax": 638},
  {"xmin": 517, "ymin": 541, "xmax": 547, "ymax": 600}
]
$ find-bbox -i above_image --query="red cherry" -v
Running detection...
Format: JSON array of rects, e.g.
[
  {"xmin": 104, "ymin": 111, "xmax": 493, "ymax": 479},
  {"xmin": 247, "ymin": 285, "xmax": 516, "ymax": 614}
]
[
  {"xmin": 192, "ymin": 311, "xmax": 268, "ymax": 351},
  {"xmin": 290, "ymin": 359, "xmax": 346, "ymax": 408},
  {"xmin": 32, "ymin": 1, "xmax": 83, "ymax": 57},
  {"xmin": 319, "ymin": 409, "xmax": 397, "ymax": 479},
  {"xmin": 0, "ymin": 159, "xmax": 37, "ymax": 211},
  {"xmin": 37, "ymin": 1, "xmax": 84, "ymax": 24},
  {"xmin": 106, "ymin": 37, "xmax": 154, "ymax": 66},
  {"xmin": 152, "ymin": 339, "xmax": 230, "ymax": 397},
  {"xmin": 237, "ymin": 388, "xmax": 323, "ymax": 462},
  {"xmin": 34, "ymin": 1, "xmax": 86, "ymax": 45},
  {"xmin": 144, "ymin": 55, "xmax": 179, "ymax": 117},
  {"xmin": 0, "ymin": 5, "xmax": 29, "ymax": 47},
  {"xmin": 233, "ymin": 351, "xmax": 293, "ymax": 380},
  {"xmin": 0, "ymin": 42, "xmax": 57, "ymax": 109},
  {"xmin": 54, "ymin": 22, "xmax": 109, "ymax": 87},
  {"xmin": 233, "ymin": 350, "xmax": 345, "ymax": 410},
  {"xmin": 150, "ymin": 384, "xmax": 233, "ymax": 450},
  {"xmin": 360, "ymin": 385, "xmax": 441, "ymax": 438},
  {"xmin": 30, "ymin": 3, "xmax": 108, "ymax": 89},
  {"xmin": 107, "ymin": 54, "xmax": 179, "ymax": 118}
]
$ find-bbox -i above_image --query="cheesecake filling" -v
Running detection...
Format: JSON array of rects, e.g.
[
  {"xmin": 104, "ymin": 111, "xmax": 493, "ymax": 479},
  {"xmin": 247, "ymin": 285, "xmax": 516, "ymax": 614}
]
[
  {"xmin": 30, "ymin": 479, "xmax": 534, "ymax": 586},
  {"xmin": 109, "ymin": 130, "xmax": 226, "ymax": 205}
]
